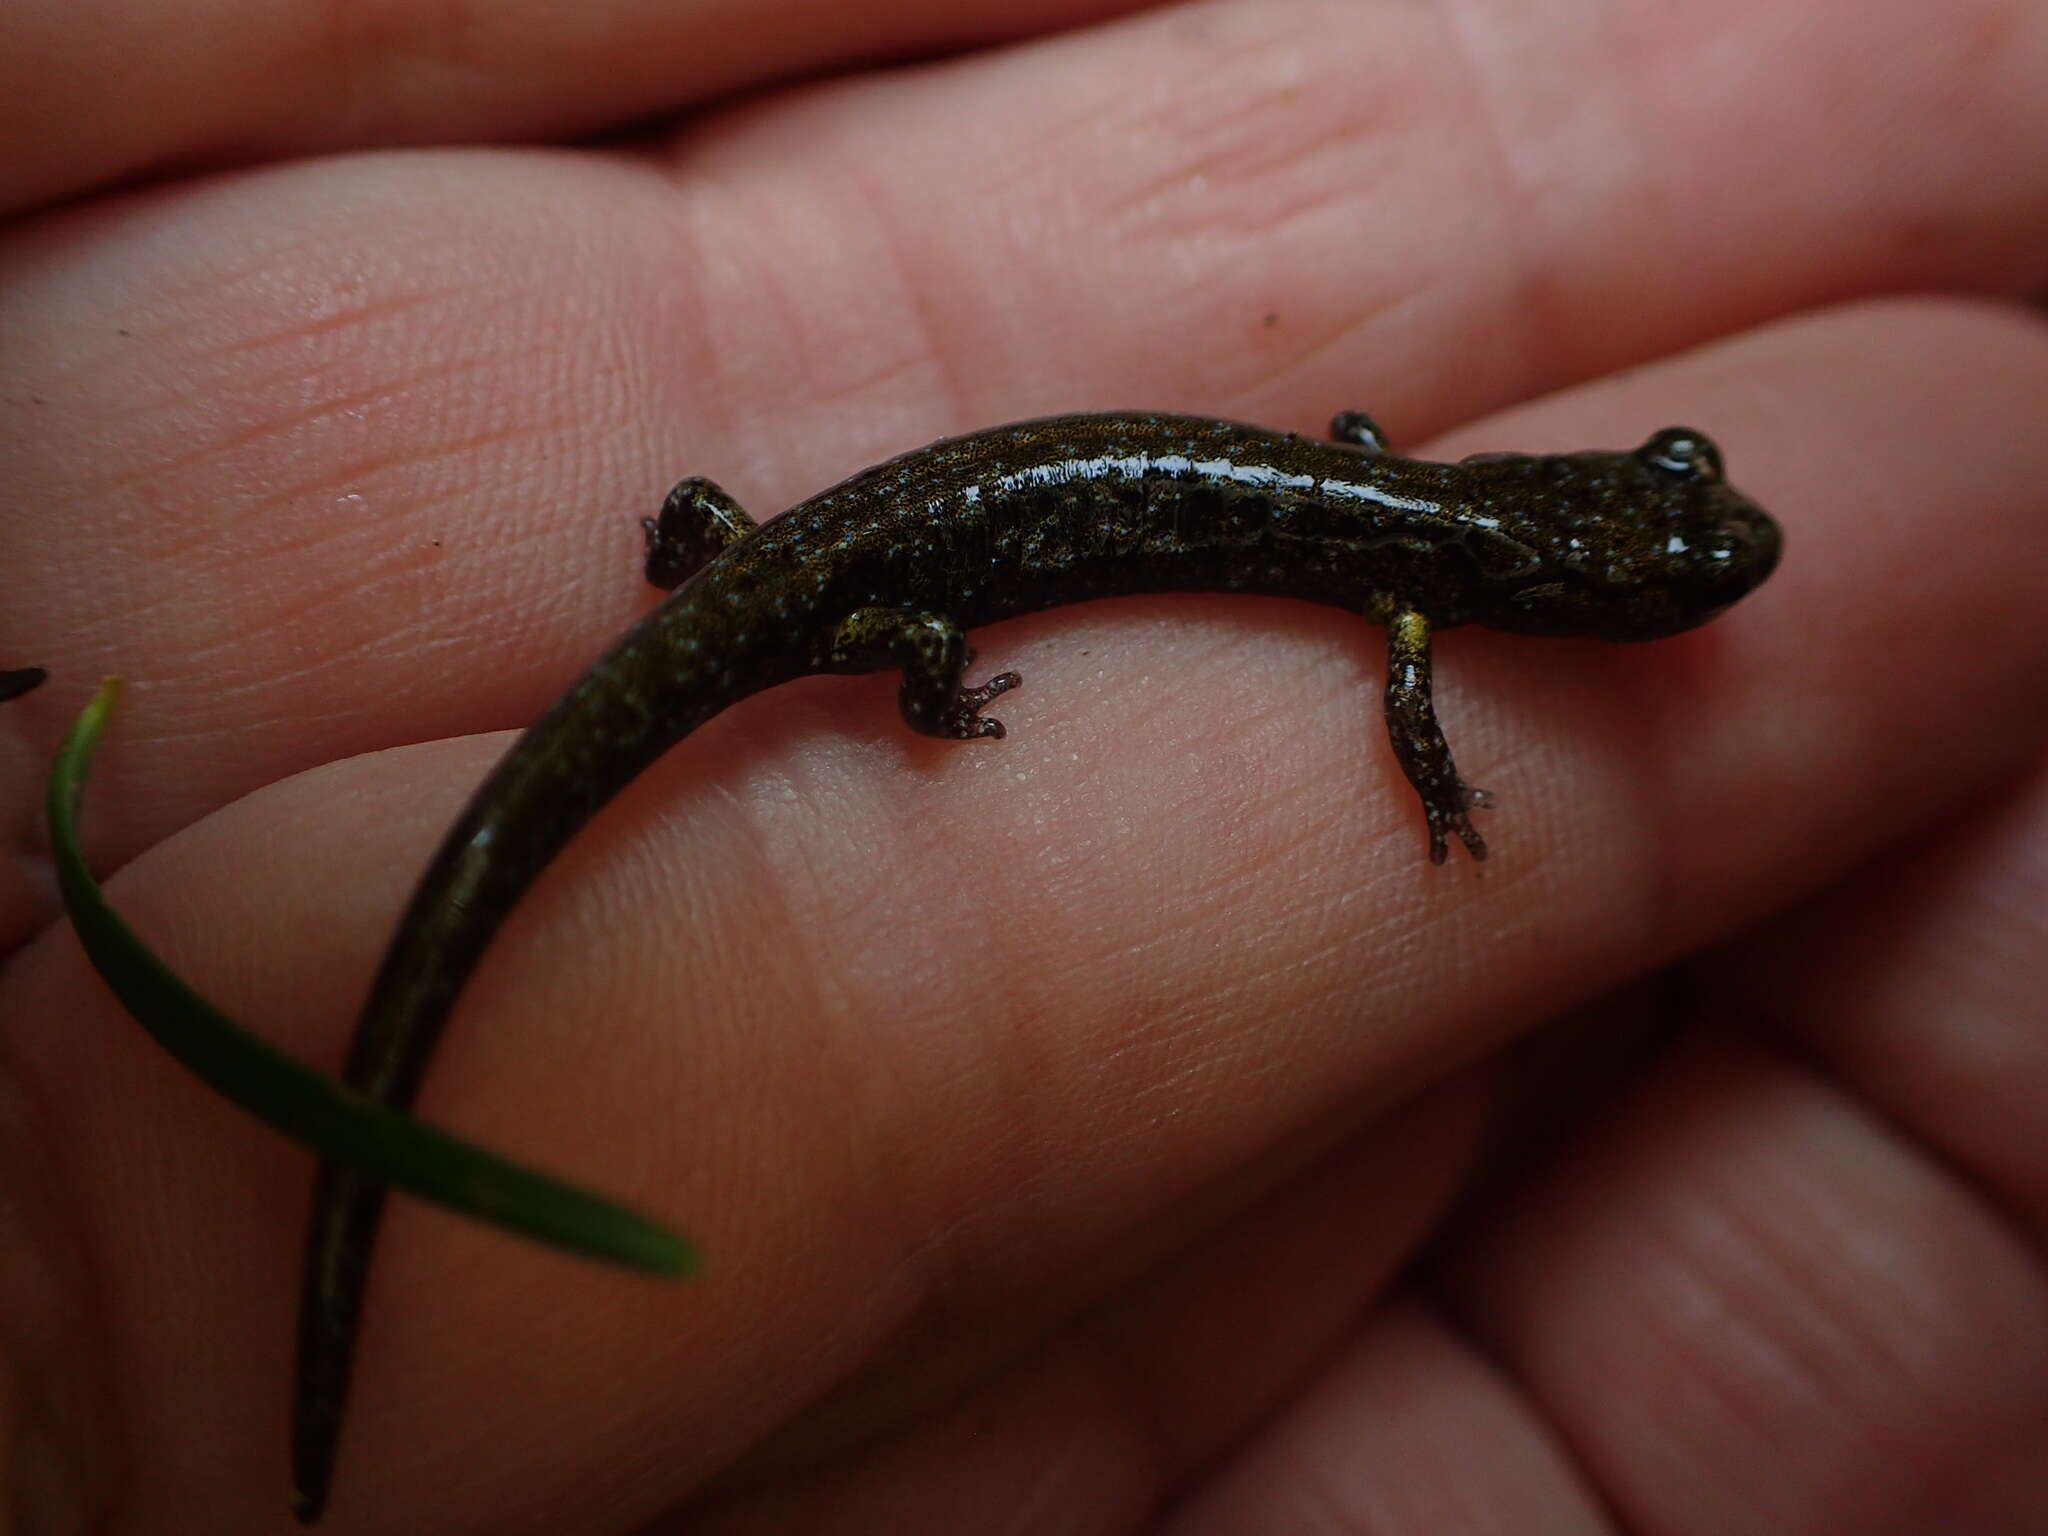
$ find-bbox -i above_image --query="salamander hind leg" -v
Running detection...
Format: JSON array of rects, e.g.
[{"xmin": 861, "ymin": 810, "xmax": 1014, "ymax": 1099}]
[
  {"xmin": 825, "ymin": 607, "xmax": 1022, "ymax": 740},
  {"xmin": 1383, "ymin": 607, "xmax": 1490, "ymax": 863},
  {"xmin": 1329, "ymin": 411, "xmax": 1389, "ymax": 453},
  {"xmin": 641, "ymin": 477, "xmax": 759, "ymax": 589}
]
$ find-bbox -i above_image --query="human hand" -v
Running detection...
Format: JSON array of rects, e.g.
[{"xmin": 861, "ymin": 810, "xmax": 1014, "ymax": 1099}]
[{"xmin": 4, "ymin": 1, "xmax": 2047, "ymax": 1530}]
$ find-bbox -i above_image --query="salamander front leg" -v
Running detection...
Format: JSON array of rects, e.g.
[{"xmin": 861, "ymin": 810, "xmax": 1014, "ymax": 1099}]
[
  {"xmin": 1329, "ymin": 411, "xmax": 1389, "ymax": 453},
  {"xmin": 641, "ymin": 477, "xmax": 759, "ymax": 590},
  {"xmin": 1384, "ymin": 607, "xmax": 1491, "ymax": 863},
  {"xmin": 825, "ymin": 607, "xmax": 1022, "ymax": 740}
]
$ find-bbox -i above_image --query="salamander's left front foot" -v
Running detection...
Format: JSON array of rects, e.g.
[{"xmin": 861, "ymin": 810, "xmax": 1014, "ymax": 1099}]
[{"xmin": 1329, "ymin": 411, "xmax": 1389, "ymax": 452}]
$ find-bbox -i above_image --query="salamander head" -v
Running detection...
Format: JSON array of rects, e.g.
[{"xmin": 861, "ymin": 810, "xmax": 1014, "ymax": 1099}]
[{"xmin": 1468, "ymin": 427, "xmax": 1782, "ymax": 640}]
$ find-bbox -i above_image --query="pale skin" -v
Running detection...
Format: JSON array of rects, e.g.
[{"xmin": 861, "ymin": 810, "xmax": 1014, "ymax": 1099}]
[{"xmin": 4, "ymin": 1, "xmax": 2048, "ymax": 1531}]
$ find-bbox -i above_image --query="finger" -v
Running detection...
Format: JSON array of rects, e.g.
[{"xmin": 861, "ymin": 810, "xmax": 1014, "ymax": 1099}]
[
  {"xmin": 666, "ymin": 1074, "xmax": 1494, "ymax": 1535},
  {"xmin": 1440, "ymin": 1032, "xmax": 2048, "ymax": 1534},
  {"xmin": 1162, "ymin": 1301, "xmax": 1614, "ymax": 1536},
  {"xmin": 7, "ymin": 0, "xmax": 2048, "ymax": 942},
  {"xmin": 0, "ymin": 0, "xmax": 1149, "ymax": 214},
  {"xmin": 1724, "ymin": 751, "xmax": 2048, "ymax": 1235},
  {"xmin": 675, "ymin": 700, "xmax": 2048, "ymax": 1536},
  {"xmin": 7, "ymin": 300, "xmax": 2048, "ymax": 1529}
]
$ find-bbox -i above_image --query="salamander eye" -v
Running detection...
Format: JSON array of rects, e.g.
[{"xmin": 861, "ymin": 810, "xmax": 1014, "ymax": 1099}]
[{"xmin": 1640, "ymin": 427, "xmax": 1723, "ymax": 482}]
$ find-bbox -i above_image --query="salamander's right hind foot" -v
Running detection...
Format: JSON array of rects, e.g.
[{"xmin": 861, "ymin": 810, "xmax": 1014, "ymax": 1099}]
[
  {"xmin": 823, "ymin": 607, "xmax": 1023, "ymax": 741},
  {"xmin": 948, "ymin": 670, "xmax": 1023, "ymax": 739}
]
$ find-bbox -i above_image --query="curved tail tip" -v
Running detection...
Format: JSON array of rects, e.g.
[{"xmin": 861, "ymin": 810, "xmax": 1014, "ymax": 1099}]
[{"xmin": 291, "ymin": 1477, "xmax": 328, "ymax": 1525}]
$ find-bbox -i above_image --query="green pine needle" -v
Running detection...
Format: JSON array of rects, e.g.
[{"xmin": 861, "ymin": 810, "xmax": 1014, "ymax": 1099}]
[{"xmin": 46, "ymin": 678, "xmax": 696, "ymax": 1276}]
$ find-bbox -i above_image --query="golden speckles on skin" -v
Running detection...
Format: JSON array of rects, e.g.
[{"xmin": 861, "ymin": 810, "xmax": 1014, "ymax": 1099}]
[{"xmin": 292, "ymin": 410, "xmax": 1781, "ymax": 1519}]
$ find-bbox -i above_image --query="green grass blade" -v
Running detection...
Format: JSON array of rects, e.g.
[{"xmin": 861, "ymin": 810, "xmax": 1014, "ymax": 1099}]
[{"xmin": 47, "ymin": 678, "xmax": 696, "ymax": 1276}]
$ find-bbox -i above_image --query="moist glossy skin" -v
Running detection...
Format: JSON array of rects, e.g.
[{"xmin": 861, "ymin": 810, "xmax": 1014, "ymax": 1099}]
[{"xmin": 290, "ymin": 410, "xmax": 1781, "ymax": 1520}]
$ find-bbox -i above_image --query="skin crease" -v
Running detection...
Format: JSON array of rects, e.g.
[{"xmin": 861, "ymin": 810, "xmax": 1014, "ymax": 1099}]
[{"xmin": 1, "ymin": 3, "xmax": 2048, "ymax": 1534}]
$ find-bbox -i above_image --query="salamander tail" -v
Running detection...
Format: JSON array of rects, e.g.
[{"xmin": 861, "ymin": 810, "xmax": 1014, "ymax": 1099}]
[{"xmin": 290, "ymin": 1164, "xmax": 388, "ymax": 1523}]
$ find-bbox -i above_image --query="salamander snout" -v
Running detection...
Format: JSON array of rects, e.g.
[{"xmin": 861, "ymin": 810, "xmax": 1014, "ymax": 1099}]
[
  {"xmin": 1638, "ymin": 426, "xmax": 1782, "ymax": 615},
  {"xmin": 1736, "ymin": 510, "xmax": 1780, "ymax": 579},
  {"xmin": 1699, "ymin": 500, "xmax": 1782, "ymax": 595}
]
